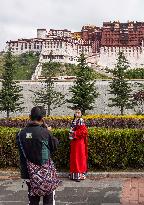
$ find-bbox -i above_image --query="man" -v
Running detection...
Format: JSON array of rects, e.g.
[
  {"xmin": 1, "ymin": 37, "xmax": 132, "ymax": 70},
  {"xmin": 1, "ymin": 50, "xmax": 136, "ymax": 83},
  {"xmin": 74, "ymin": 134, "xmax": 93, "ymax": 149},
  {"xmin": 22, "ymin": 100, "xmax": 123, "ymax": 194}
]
[{"xmin": 16, "ymin": 106, "xmax": 59, "ymax": 205}]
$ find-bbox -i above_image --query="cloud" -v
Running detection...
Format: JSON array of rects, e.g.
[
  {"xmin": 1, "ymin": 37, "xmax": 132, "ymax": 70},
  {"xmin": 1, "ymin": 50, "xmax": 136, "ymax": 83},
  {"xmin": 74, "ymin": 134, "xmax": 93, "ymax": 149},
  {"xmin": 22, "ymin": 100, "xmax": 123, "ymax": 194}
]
[{"xmin": 0, "ymin": 0, "xmax": 143, "ymax": 50}]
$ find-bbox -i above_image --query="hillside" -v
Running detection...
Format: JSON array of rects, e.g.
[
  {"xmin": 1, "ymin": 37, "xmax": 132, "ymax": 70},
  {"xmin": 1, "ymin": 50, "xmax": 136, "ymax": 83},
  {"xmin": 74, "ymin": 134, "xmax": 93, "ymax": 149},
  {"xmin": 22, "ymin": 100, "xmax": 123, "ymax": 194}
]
[
  {"xmin": 0, "ymin": 52, "xmax": 39, "ymax": 80},
  {"xmin": 1, "ymin": 52, "xmax": 144, "ymax": 80}
]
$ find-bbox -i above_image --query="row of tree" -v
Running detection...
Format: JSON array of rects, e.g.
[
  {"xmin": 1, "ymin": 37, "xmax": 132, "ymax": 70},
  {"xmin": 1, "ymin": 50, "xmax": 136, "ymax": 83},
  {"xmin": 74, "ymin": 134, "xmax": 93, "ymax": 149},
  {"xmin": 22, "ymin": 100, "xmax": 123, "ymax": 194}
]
[{"xmin": 0, "ymin": 51, "xmax": 143, "ymax": 118}]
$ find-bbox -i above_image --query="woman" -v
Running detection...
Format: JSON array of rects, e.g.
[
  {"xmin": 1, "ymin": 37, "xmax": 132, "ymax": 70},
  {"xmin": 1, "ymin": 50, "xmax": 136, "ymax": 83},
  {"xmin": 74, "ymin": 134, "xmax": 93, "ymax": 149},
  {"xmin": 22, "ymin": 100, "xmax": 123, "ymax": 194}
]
[{"xmin": 69, "ymin": 109, "xmax": 88, "ymax": 182}]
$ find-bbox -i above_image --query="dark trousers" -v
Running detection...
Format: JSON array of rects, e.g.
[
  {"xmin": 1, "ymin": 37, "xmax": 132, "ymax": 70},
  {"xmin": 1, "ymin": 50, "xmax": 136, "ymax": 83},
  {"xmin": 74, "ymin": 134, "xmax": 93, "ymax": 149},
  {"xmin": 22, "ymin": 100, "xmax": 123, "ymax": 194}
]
[{"xmin": 27, "ymin": 182, "xmax": 53, "ymax": 205}]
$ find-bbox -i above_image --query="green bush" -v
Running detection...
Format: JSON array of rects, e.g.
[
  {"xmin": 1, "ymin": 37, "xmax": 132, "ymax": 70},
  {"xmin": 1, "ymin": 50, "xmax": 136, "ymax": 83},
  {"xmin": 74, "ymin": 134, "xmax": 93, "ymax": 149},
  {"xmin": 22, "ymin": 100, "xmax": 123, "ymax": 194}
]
[
  {"xmin": 0, "ymin": 127, "xmax": 19, "ymax": 167},
  {"xmin": 88, "ymin": 128, "xmax": 144, "ymax": 170},
  {"xmin": 0, "ymin": 127, "xmax": 144, "ymax": 170},
  {"xmin": 125, "ymin": 68, "xmax": 144, "ymax": 79}
]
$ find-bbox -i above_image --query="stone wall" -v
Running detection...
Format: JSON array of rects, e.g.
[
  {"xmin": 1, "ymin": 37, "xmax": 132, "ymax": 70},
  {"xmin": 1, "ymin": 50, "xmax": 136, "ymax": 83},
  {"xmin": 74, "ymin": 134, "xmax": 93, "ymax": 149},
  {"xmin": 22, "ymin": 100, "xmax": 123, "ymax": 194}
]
[{"xmin": 0, "ymin": 80, "xmax": 143, "ymax": 118}]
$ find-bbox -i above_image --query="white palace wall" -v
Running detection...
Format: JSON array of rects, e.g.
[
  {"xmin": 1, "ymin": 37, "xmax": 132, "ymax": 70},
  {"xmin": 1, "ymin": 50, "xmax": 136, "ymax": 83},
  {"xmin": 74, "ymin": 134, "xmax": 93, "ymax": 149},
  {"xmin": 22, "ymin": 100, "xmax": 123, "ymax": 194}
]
[
  {"xmin": 98, "ymin": 46, "xmax": 144, "ymax": 68},
  {"xmin": 0, "ymin": 80, "xmax": 143, "ymax": 118}
]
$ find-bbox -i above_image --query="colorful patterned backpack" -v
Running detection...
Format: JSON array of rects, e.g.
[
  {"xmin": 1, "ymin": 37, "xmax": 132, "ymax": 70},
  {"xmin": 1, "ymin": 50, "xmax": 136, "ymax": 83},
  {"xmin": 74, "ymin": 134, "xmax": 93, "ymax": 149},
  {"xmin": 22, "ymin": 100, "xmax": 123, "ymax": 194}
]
[{"xmin": 19, "ymin": 135, "xmax": 62, "ymax": 196}]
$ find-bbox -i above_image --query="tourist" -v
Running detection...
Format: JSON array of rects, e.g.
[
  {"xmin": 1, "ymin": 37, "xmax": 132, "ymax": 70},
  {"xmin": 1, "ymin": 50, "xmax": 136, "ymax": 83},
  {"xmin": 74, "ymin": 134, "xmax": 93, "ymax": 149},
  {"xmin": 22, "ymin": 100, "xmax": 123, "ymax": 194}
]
[
  {"xmin": 69, "ymin": 109, "xmax": 88, "ymax": 182},
  {"xmin": 16, "ymin": 106, "xmax": 61, "ymax": 205}
]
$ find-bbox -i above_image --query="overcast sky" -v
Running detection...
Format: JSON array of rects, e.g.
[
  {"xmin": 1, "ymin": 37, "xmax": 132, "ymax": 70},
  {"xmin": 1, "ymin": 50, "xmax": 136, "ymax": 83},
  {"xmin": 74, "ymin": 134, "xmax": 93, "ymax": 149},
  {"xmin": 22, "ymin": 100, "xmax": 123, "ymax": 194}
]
[{"xmin": 0, "ymin": 0, "xmax": 143, "ymax": 50}]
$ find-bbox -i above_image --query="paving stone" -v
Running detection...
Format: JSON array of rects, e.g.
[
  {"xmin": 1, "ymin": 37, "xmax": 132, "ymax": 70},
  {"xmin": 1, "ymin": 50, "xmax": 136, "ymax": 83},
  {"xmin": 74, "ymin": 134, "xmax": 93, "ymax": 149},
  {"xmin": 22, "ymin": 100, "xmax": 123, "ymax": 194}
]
[{"xmin": 0, "ymin": 177, "xmax": 144, "ymax": 204}]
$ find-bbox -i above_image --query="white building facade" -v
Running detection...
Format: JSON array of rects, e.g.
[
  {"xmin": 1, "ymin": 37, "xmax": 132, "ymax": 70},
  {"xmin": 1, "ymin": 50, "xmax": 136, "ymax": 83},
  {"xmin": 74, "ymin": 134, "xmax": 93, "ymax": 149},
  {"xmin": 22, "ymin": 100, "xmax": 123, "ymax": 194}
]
[
  {"xmin": 5, "ymin": 27, "xmax": 144, "ymax": 76},
  {"xmin": 98, "ymin": 43, "xmax": 144, "ymax": 68}
]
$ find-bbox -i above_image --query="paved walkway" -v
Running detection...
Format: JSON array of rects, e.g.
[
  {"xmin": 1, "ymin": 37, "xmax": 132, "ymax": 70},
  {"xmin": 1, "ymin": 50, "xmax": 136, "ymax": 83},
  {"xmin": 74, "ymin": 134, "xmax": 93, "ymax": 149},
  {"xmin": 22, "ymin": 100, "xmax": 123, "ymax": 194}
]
[
  {"xmin": 121, "ymin": 178, "xmax": 144, "ymax": 204},
  {"xmin": 0, "ymin": 176, "xmax": 144, "ymax": 205}
]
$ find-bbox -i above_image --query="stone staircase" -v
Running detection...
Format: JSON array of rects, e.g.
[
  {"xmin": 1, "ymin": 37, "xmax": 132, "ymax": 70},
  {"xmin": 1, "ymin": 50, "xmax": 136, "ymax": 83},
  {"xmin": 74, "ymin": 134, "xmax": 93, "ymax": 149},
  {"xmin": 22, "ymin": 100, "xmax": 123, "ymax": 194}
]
[{"xmin": 31, "ymin": 62, "xmax": 43, "ymax": 80}]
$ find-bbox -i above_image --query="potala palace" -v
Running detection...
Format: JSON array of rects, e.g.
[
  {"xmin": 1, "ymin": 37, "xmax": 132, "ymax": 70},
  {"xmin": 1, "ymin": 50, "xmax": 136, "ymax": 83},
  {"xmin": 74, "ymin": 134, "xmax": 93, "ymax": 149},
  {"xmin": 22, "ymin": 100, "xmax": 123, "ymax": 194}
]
[{"xmin": 5, "ymin": 21, "xmax": 144, "ymax": 79}]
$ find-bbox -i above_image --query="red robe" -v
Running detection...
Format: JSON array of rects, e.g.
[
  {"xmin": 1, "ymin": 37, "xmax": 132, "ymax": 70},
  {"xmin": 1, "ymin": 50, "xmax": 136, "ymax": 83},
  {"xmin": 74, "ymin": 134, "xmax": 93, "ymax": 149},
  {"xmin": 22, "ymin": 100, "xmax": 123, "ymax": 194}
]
[{"xmin": 70, "ymin": 124, "xmax": 88, "ymax": 173}]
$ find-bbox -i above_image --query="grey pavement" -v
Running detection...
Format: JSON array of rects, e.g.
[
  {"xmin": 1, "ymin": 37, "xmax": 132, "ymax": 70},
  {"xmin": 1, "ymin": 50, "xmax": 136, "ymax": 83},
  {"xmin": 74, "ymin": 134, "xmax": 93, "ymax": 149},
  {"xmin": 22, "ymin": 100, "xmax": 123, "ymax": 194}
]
[
  {"xmin": 0, "ymin": 177, "xmax": 124, "ymax": 205},
  {"xmin": 0, "ymin": 173, "xmax": 144, "ymax": 205}
]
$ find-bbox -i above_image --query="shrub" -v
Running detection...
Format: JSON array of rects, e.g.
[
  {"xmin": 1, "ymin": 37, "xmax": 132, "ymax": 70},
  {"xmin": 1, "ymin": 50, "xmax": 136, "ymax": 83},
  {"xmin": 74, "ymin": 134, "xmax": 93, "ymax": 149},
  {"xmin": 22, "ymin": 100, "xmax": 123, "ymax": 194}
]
[
  {"xmin": 0, "ymin": 127, "xmax": 144, "ymax": 170},
  {"xmin": 0, "ymin": 115, "xmax": 143, "ymax": 129},
  {"xmin": 88, "ymin": 128, "xmax": 144, "ymax": 170},
  {"xmin": 125, "ymin": 68, "xmax": 144, "ymax": 79},
  {"xmin": 0, "ymin": 127, "xmax": 19, "ymax": 167}
]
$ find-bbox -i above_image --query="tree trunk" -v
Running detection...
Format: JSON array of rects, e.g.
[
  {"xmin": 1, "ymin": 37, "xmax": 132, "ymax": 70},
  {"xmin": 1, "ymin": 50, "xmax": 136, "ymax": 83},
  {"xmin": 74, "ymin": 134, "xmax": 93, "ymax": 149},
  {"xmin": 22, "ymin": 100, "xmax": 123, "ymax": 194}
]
[
  {"xmin": 47, "ymin": 103, "xmax": 51, "ymax": 116},
  {"xmin": 120, "ymin": 106, "xmax": 124, "ymax": 115},
  {"xmin": 6, "ymin": 110, "xmax": 10, "ymax": 119},
  {"xmin": 82, "ymin": 109, "xmax": 85, "ymax": 115}
]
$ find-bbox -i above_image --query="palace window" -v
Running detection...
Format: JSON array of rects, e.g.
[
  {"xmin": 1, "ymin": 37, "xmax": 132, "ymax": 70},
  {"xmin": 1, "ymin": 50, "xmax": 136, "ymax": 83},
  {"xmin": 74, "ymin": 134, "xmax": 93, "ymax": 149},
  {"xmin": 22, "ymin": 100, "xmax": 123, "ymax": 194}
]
[
  {"xmin": 60, "ymin": 56, "xmax": 63, "ymax": 59},
  {"xmin": 21, "ymin": 44, "xmax": 23, "ymax": 50}
]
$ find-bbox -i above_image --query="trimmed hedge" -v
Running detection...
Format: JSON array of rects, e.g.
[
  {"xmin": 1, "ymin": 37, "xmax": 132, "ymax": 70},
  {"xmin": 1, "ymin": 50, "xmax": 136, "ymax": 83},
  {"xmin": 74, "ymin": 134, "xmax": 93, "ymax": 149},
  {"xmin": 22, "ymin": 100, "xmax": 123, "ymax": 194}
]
[
  {"xmin": 0, "ymin": 127, "xmax": 144, "ymax": 170},
  {"xmin": 0, "ymin": 115, "xmax": 144, "ymax": 129}
]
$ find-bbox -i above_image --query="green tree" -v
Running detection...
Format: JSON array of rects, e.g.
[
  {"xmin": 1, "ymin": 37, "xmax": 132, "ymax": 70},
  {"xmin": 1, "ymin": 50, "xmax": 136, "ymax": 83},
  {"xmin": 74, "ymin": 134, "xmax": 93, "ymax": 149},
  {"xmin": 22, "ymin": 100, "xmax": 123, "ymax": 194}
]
[
  {"xmin": 41, "ymin": 61, "xmax": 61, "ymax": 77},
  {"xmin": 0, "ymin": 54, "xmax": 5, "ymax": 78},
  {"xmin": 0, "ymin": 50, "xmax": 23, "ymax": 118},
  {"xmin": 125, "ymin": 68, "xmax": 144, "ymax": 79},
  {"xmin": 133, "ymin": 82, "xmax": 144, "ymax": 114},
  {"xmin": 33, "ymin": 56, "xmax": 65, "ymax": 116},
  {"xmin": 108, "ymin": 52, "xmax": 134, "ymax": 115},
  {"xmin": 67, "ymin": 53, "xmax": 99, "ymax": 114}
]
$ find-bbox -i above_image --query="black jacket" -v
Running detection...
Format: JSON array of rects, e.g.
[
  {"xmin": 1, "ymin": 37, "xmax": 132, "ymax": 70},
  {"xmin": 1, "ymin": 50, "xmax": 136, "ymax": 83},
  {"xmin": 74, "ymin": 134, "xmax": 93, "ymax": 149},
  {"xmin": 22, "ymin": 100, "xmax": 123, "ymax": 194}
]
[{"xmin": 16, "ymin": 122, "xmax": 59, "ymax": 179}]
